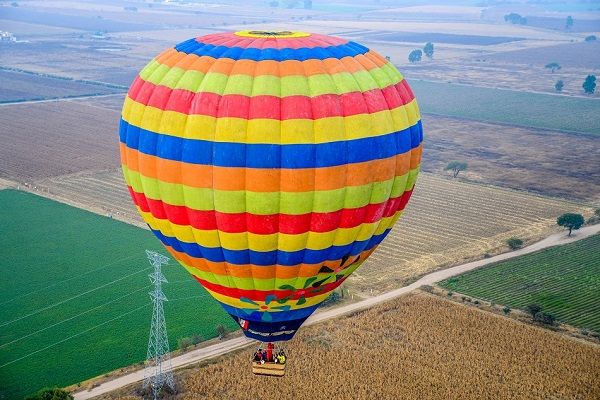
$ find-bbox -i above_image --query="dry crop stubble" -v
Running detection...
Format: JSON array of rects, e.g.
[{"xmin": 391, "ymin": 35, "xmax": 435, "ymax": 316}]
[{"xmin": 104, "ymin": 292, "xmax": 600, "ymax": 400}]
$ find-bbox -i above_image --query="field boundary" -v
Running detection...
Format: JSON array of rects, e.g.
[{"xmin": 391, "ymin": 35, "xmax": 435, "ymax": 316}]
[{"xmin": 73, "ymin": 223, "xmax": 600, "ymax": 399}]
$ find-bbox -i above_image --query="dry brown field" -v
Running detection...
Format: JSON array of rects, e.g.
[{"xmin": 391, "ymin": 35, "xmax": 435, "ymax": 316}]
[
  {"xmin": 106, "ymin": 293, "xmax": 600, "ymax": 400},
  {"xmin": 0, "ymin": 101, "xmax": 120, "ymax": 181},
  {"xmin": 420, "ymin": 115, "xmax": 600, "ymax": 201},
  {"xmin": 355, "ymin": 173, "xmax": 589, "ymax": 294},
  {"xmin": 403, "ymin": 59, "xmax": 600, "ymax": 98},
  {"xmin": 37, "ymin": 169, "xmax": 589, "ymax": 295}
]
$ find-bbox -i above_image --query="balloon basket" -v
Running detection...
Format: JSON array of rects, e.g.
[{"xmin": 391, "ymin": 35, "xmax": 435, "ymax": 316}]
[{"xmin": 252, "ymin": 361, "xmax": 286, "ymax": 377}]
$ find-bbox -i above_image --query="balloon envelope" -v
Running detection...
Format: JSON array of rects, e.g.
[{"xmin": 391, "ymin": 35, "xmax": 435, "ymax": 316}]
[{"xmin": 120, "ymin": 30, "xmax": 423, "ymax": 342}]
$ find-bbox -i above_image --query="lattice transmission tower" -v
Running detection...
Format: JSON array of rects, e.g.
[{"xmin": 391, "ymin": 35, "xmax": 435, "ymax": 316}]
[{"xmin": 143, "ymin": 250, "xmax": 175, "ymax": 399}]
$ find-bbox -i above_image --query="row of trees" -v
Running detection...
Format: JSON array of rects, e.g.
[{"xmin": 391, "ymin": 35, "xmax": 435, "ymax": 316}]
[
  {"xmin": 504, "ymin": 13, "xmax": 575, "ymax": 30},
  {"xmin": 408, "ymin": 42, "xmax": 434, "ymax": 63},
  {"xmin": 552, "ymin": 75, "xmax": 597, "ymax": 94}
]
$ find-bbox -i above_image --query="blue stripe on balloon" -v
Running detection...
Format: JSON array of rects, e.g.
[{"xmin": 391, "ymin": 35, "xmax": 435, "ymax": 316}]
[
  {"xmin": 150, "ymin": 227, "xmax": 392, "ymax": 266},
  {"xmin": 222, "ymin": 303, "xmax": 317, "ymax": 324},
  {"xmin": 173, "ymin": 38, "xmax": 369, "ymax": 61},
  {"xmin": 119, "ymin": 118, "xmax": 423, "ymax": 169}
]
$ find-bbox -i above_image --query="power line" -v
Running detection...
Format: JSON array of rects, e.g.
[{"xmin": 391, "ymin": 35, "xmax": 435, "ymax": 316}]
[
  {"xmin": 0, "ymin": 267, "xmax": 151, "ymax": 328},
  {"xmin": 0, "ymin": 254, "xmax": 140, "ymax": 306},
  {"xmin": 0, "ymin": 285, "xmax": 151, "ymax": 350},
  {"xmin": 0, "ymin": 303, "xmax": 149, "ymax": 370}
]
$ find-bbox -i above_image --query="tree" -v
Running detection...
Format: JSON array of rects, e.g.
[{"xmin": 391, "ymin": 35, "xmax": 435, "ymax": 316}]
[
  {"xmin": 445, "ymin": 161, "xmax": 467, "ymax": 178},
  {"xmin": 178, "ymin": 337, "xmax": 193, "ymax": 351},
  {"xmin": 525, "ymin": 303, "xmax": 542, "ymax": 318},
  {"xmin": 504, "ymin": 13, "xmax": 526, "ymax": 25},
  {"xmin": 216, "ymin": 324, "xmax": 227, "ymax": 339},
  {"xmin": 585, "ymin": 35, "xmax": 597, "ymax": 42},
  {"xmin": 534, "ymin": 311, "xmax": 556, "ymax": 326},
  {"xmin": 503, "ymin": 306, "xmax": 511, "ymax": 315},
  {"xmin": 545, "ymin": 62, "xmax": 561, "ymax": 73},
  {"xmin": 191, "ymin": 334, "xmax": 203, "ymax": 345},
  {"xmin": 554, "ymin": 80, "xmax": 564, "ymax": 92},
  {"xmin": 583, "ymin": 75, "xmax": 596, "ymax": 94},
  {"xmin": 25, "ymin": 388, "xmax": 73, "ymax": 400},
  {"xmin": 408, "ymin": 49, "xmax": 422, "ymax": 63},
  {"xmin": 423, "ymin": 42, "xmax": 434, "ymax": 59},
  {"xmin": 506, "ymin": 237, "xmax": 523, "ymax": 250},
  {"xmin": 557, "ymin": 213, "xmax": 584, "ymax": 236},
  {"xmin": 566, "ymin": 15, "xmax": 573, "ymax": 30}
]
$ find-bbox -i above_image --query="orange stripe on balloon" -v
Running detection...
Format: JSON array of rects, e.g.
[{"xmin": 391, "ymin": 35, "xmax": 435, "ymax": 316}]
[
  {"xmin": 164, "ymin": 244, "xmax": 376, "ymax": 280},
  {"xmin": 153, "ymin": 48, "xmax": 388, "ymax": 77},
  {"xmin": 120, "ymin": 142, "xmax": 420, "ymax": 192}
]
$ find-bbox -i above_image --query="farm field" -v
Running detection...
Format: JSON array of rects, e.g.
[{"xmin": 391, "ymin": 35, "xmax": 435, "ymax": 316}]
[
  {"xmin": 403, "ymin": 58, "xmax": 600, "ymax": 98},
  {"xmin": 409, "ymin": 80, "xmax": 600, "ymax": 134},
  {"xmin": 420, "ymin": 115, "xmax": 600, "ymax": 201},
  {"xmin": 0, "ymin": 101, "xmax": 120, "ymax": 181},
  {"xmin": 485, "ymin": 41, "xmax": 600, "ymax": 70},
  {"xmin": 107, "ymin": 293, "xmax": 600, "ymax": 400},
  {"xmin": 37, "ymin": 169, "xmax": 590, "ymax": 295},
  {"xmin": 356, "ymin": 173, "xmax": 588, "ymax": 294},
  {"xmin": 0, "ymin": 190, "xmax": 238, "ymax": 399},
  {"xmin": 439, "ymin": 234, "xmax": 600, "ymax": 332},
  {"xmin": 0, "ymin": 69, "xmax": 123, "ymax": 103}
]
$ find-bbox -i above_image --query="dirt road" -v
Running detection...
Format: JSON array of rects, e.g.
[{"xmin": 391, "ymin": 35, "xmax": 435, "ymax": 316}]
[{"xmin": 74, "ymin": 224, "xmax": 600, "ymax": 399}]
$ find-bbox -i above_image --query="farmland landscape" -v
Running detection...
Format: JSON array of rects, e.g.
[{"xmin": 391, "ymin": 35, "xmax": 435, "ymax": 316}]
[
  {"xmin": 0, "ymin": 0, "xmax": 599, "ymax": 398},
  {"xmin": 0, "ymin": 190, "xmax": 237, "ymax": 400},
  {"xmin": 106, "ymin": 293, "xmax": 600, "ymax": 400},
  {"xmin": 440, "ymin": 234, "xmax": 600, "ymax": 332}
]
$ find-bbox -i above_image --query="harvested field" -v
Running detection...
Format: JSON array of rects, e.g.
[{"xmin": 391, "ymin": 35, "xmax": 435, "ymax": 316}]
[
  {"xmin": 36, "ymin": 169, "xmax": 138, "ymax": 224},
  {"xmin": 485, "ymin": 41, "xmax": 600, "ymax": 69},
  {"xmin": 403, "ymin": 59, "xmax": 600, "ymax": 98},
  {"xmin": 42, "ymin": 170, "xmax": 590, "ymax": 295},
  {"xmin": 0, "ymin": 101, "xmax": 120, "ymax": 182},
  {"xmin": 0, "ymin": 69, "xmax": 122, "ymax": 103},
  {"xmin": 525, "ymin": 16, "xmax": 600, "ymax": 32},
  {"xmin": 355, "ymin": 173, "xmax": 588, "ymax": 294},
  {"xmin": 365, "ymin": 31, "xmax": 525, "ymax": 45},
  {"xmin": 440, "ymin": 234, "xmax": 600, "ymax": 332},
  {"xmin": 408, "ymin": 80, "xmax": 600, "ymax": 134},
  {"xmin": 0, "ymin": 6, "xmax": 158, "ymax": 32},
  {"xmin": 72, "ymin": 93, "xmax": 126, "ymax": 112},
  {"xmin": 421, "ymin": 115, "xmax": 600, "ymax": 201},
  {"xmin": 108, "ymin": 293, "xmax": 600, "ymax": 400}
]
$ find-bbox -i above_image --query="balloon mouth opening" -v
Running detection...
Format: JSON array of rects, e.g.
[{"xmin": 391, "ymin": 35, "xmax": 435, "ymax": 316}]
[{"xmin": 235, "ymin": 30, "xmax": 311, "ymax": 38}]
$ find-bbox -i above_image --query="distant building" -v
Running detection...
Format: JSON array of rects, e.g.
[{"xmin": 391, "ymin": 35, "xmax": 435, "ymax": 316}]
[{"xmin": 0, "ymin": 31, "xmax": 17, "ymax": 42}]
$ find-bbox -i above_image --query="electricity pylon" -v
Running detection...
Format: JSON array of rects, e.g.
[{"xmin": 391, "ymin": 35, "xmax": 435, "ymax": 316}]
[{"xmin": 143, "ymin": 250, "xmax": 174, "ymax": 399}]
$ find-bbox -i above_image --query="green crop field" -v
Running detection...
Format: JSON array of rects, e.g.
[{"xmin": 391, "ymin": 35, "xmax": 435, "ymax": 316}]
[
  {"xmin": 409, "ymin": 80, "xmax": 600, "ymax": 135},
  {"xmin": 0, "ymin": 190, "xmax": 238, "ymax": 399},
  {"xmin": 439, "ymin": 234, "xmax": 600, "ymax": 332}
]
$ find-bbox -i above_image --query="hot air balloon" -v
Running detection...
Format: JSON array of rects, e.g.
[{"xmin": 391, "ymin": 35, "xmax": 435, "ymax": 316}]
[{"xmin": 119, "ymin": 31, "xmax": 423, "ymax": 355}]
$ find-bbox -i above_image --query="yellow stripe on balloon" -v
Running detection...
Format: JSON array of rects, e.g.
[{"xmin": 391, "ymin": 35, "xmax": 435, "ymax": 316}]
[
  {"xmin": 139, "ymin": 208, "xmax": 403, "ymax": 252},
  {"xmin": 121, "ymin": 95, "xmax": 421, "ymax": 145}
]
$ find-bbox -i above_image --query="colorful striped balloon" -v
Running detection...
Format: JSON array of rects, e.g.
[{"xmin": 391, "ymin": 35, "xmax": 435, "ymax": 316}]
[{"xmin": 120, "ymin": 31, "xmax": 423, "ymax": 342}]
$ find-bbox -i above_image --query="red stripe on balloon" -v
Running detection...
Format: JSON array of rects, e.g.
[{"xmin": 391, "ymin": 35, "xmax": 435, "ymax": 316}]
[
  {"xmin": 193, "ymin": 273, "xmax": 348, "ymax": 302},
  {"xmin": 128, "ymin": 186, "xmax": 413, "ymax": 235},
  {"xmin": 127, "ymin": 77, "xmax": 415, "ymax": 120}
]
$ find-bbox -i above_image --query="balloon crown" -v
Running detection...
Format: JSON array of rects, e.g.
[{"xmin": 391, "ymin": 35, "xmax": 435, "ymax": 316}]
[{"xmin": 234, "ymin": 30, "xmax": 311, "ymax": 38}]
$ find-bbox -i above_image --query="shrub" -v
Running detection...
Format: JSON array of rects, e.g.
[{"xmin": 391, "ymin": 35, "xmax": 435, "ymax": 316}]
[
  {"xmin": 525, "ymin": 303, "xmax": 543, "ymax": 318},
  {"xmin": 507, "ymin": 237, "xmax": 524, "ymax": 250},
  {"xmin": 534, "ymin": 311, "xmax": 556, "ymax": 326},
  {"xmin": 25, "ymin": 388, "xmax": 73, "ymax": 400},
  {"xmin": 503, "ymin": 306, "xmax": 511, "ymax": 315}
]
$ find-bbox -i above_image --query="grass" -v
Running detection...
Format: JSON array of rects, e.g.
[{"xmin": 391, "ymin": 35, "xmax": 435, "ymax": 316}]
[
  {"xmin": 409, "ymin": 80, "xmax": 600, "ymax": 135},
  {"xmin": 0, "ymin": 190, "xmax": 238, "ymax": 399},
  {"xmin": 113, "ymin": 293, "xmax": 600, "ymax": 400},
  {"xmin": 439, "ymin": 234, "xmax": 600, "ymax": 332}
]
